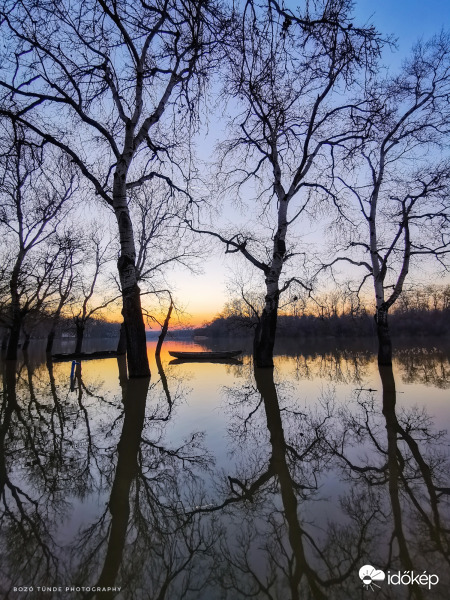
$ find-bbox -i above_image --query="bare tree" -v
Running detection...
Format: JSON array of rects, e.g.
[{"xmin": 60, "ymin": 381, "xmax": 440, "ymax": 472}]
[
  {"xmin": 190, "ymin": 0, "xmax": 384, "ymax": 366},
  {"xmin": 325, "ymin": 33, "xmax": 450, "ymax": 364},
  {"xmin": 155, "ymin": 295, "xmax": 174, "ymax": 358},
  {"xmin": 0, "ymin": 122, "xmax": 76, "ymax": 360},
  {"xmin": 131, "ymin": 181, "xmax": 204, "ymax": 286},
  {"xmin": 0, "ymin": 0, "xmax": 228, "ymax": 376},
  {"xmin": 45, "ymin": 230, "xmax": 82, "ymax": 354},
  {"xmin": 129, "ymin": 178, "xmax": 204, "ymax": 342},
  {"xmin": 71, "ymin": 231, "xmax": 118, "ymax": 354}
]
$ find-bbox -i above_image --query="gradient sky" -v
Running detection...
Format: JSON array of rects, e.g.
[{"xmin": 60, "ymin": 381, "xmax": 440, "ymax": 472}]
[{"xmin": 163, "ymin": 0, "xmax": 450, "ymax": 328}]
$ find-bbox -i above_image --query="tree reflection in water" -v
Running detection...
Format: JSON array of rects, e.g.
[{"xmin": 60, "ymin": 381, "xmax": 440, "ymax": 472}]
[
  {"xmin": 73, "ymin": 357, "xmax": 218, "ymax": 599},
  {"xmin": 0, "ymin": 345, "xmax": 449, "ymax": 599},
  {"xmin": 207, "ymin": 365, "xmax": 378, "ymax": 600},
  {"xmin": 0, "ymin": 359, "xmax": 65, "ymax": 593},
  {"xmin": 330, "ymin": 361, "xmax": 450, "ymax": 598},
  {"xmin": 396, "ymin": 346, "xmax": 450, "ymax": 389}
]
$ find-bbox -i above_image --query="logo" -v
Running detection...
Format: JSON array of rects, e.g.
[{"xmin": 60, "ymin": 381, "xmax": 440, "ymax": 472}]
[
  {"xmin": 359, "ymin": 565, "xmax": 385, "ymax": 590},
  {"xmin": 358, "ymin": 565, "xmax": 440, "ymax": 591}
]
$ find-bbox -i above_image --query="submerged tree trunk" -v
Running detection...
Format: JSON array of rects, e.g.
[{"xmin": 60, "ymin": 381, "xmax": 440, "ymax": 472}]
[
  {"xmin": 6, "ymin": 316, "xmax": 21, "ymax": 361},
  {"xmin": 253, "ymin": 233, "xmax": 286, "ymax": 368},
  {"xmin": 74, "ymin": 323, "xmax": 85, "ymax": 354},
  {"xmin": 253, "ymin": 298, "xmax": 279, "ymax": 368},
  {"xmin": 380, "ymin": 363, "xmax": 422, "ymax": 595},
  {"xmin": 116, "ymin": 321, "xmax": 127, "ymax": 355},
  {"xmin": 3, "ymin": 359, "xmax": 18, "ymax": 437},
  {"xmin": 253, "ymin": 366, "xmax": 327, "ymax": 600},
  {"xmin": 46, "ymin": 329, "xmax": 56, "ymax": 355},
  {"xmin": 380, "ymin": 362, "xmax": 443, "ymax": 565},
  {"xmin": 375, "ymin": 308, "xmax": 392, "ymax": 366},
  {"xmin": 22, "ymin": 331, "xmax": 31, "ymax": 352},
  {"xmin": 113, "ymin": 169, "xmax": 150, "ymax": 378},
  {"xmin": 155, "ymin": 300, "xmax": 173, "ymax": 358},
  {"xmin": 93, "ymin": 375, "xmax": 148, "ymax": 596}
]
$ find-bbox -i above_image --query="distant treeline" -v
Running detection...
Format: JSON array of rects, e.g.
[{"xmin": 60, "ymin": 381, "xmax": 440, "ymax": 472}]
[
  {"xmin": 196, "ymin": 287, "xmax": 450, "ymax": 339},
  {"xmin": 195, "ymin": 310, "xmax": 449, "ymax": 339},
  {"xmin": 1, "ymin": 314, "xmax": 119, "ymax": 345}
]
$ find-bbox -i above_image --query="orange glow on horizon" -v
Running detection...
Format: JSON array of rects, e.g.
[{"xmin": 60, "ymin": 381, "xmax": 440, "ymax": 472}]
[{"xmin": 103, "ymin": 308, "xmax": 220, "ymax": 330}]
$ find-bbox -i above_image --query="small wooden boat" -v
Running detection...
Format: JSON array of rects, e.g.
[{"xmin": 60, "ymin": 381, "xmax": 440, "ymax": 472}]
[
  {"xmin": 168, "ymin": 350, "xmax": 242, "ymax": 360},
  {"xmin": 52, "ymin": 350, "xmax": 121, "ymax": 362},
  {"xmin": 170, "ymin": 357, "xmax": 243, "ymax": 365}
]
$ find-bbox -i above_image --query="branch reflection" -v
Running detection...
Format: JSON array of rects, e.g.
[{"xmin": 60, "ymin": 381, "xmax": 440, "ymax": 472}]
[
  {"xmin": 72, "ymin": 357, "xmax": 218, "ymax": 599},
  {"xmin": 331, "ymin": 361, "xmax": 450, "ymax": 598},
  {"xmin": 204, "ymin": 365, "xmax": 377, "ymax": 599}
]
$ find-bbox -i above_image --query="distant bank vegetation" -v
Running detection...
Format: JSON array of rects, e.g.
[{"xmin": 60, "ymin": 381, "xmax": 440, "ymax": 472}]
[
  {"xmin": 196, "ymin": 285, "xmax": 450, "ymax": 339},
  {"xmin": 0, "ymin": 314, "xmax": 119, "ymax": 349}
]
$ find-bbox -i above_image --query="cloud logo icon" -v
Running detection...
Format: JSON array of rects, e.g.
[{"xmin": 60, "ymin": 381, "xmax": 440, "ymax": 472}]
[{"xmin": 359, "ymin": 565, "xmax": 385, "ymax": 590}]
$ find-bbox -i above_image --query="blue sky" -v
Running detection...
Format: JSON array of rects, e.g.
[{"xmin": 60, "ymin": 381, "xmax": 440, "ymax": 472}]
[{"xmin": 354, "ymin": 0, "xmax": 449, "ymax": 57}]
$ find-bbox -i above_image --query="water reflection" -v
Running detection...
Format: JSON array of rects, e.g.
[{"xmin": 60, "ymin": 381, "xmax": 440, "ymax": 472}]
[
  {"xmin": 331, "ymin": 362, "xmax": 450, "ymax": 598},
  {"xmin": 1, "ymin": 359, "xmax": 66, "ymax": 591},
  {"xmin": 396, "ymin": 347, "xmax": 450, "ymax": 388},
  {"xmin": 0, "ymin": 341, "xmax": 449, "ymax": 599},
  {"xmin": 70, "ymin": 356, "xmax": 217, "ymax": 600},
  {"xmin": 87, "ymin": 373, "xmax": 148, "ymax": 597},
  {"xmin": 209, "ymin": 366, "xmax": 381, "ymax": 600}
]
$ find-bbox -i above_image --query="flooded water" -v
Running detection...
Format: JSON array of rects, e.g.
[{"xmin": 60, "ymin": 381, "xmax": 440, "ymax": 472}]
[{"xmin": 1, "ymin": 338, "xmax": 449, "ymax": 599}]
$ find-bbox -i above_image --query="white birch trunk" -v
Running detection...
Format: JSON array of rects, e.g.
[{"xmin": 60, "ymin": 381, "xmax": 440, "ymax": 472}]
[{"xmin": 113, "ymin": 156, "xmax": 150, "ymax": 378}]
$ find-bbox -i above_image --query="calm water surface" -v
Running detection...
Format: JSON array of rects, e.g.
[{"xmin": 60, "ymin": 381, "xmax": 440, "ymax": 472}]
[{"xmin": 1, "ymin": 338, "xmax": 449, "ymax": 599}]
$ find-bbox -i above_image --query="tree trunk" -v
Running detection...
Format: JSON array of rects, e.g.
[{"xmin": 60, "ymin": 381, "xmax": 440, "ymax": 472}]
[
  {"xmin": 121, "ymin": 284, "xmax": 149, "ymax": 378},
  {"xmin": 113, "ymin": 169, "xmax": 150, "ymax": 378},
  {"xmin": 46, "ymin": 309, "xmax": 62, "ymax": 354},
  {"xmin": 156, "ymin": 354, "xmax": 172, "ymax": 409},
  {"xmin": 46, "ymin": 329, "xmax": 56, "ymax": 355},
  {"xmin": 253, "ymin": 301, "xmax": 278, "ymax": 368},
  {"xmin": 253, "ymin": 220, "xmax": 286, "ymax": 368},
  {"xmin": 22, "ymin": 331, "xmax": 31, "ymax": 352},
  {"xmin": 7, "ymin": 257, "xmax": 23, "ymax": 361},
  {"xmin": 155, "ymin": 300, "xmax": 173, "ymax": 357},
  {"xmin": 116, "ymin": 321, "xmax": 127, "ymax": 355},
  {"xmin": 117, "ymin": 354, "xmax": 128, "ymax": 387},
  {"xmin": 6, "ymin": 316, "xmax": 21, "ymax": 361},
  {"xmin": 375, "ymin": 308, "xmax": 392, "ymax": 366},
  {"xmin": 75, "ymin": 323, "xmax": 85, "ymax": 354}
]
